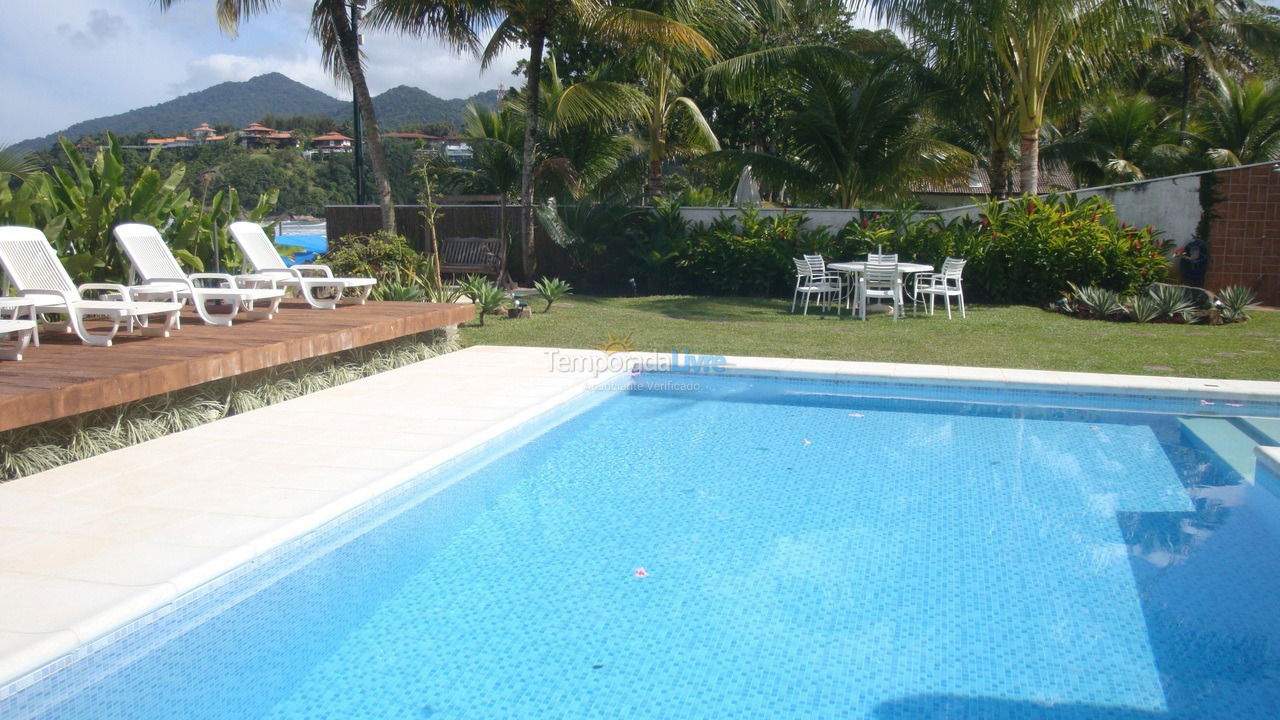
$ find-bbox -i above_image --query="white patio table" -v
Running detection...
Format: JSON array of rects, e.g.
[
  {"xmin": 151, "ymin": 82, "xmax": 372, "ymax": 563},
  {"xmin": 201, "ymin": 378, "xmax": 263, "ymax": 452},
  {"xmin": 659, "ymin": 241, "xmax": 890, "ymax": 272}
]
[
  {"xmin": 0, "ymin": 296, "xmax": 39, "ymax": 347},
  {"xmin": 827, "ymin": 261, "xmax": 933, "ymax": 312}
]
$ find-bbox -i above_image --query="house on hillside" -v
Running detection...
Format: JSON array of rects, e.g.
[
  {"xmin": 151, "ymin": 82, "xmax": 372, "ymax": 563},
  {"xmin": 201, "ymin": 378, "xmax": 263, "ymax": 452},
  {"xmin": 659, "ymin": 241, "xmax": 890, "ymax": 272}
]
[
  {"xmin": 382, "ymin": 132, "xmax": 472, "ymax": 161},
  {"xmin": 238, "ymin": 122, "xmax": 297, "ymax": 148},
  {"xmin": 145, "ymin": 135, "xmax": 195, "ymax": 149},
  {"xmin": 136, "ymin": 122, "xmax": 227, "ymax": 150},
  {"xmin": 311, "ymin": 132, "xmax": 353, "ymax": 153}
]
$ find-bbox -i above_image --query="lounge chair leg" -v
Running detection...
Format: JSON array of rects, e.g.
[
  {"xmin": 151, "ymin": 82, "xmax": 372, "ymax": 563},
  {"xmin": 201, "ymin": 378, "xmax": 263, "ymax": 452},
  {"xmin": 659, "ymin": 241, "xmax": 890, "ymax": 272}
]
[
  {"xmin": 300, "ymin": 282, "xmax": 339, "ymax": 310},
  {"xmin": 944, "ymin": 293, "xmax": 952, "ymax": 319},
  {"xmin": 196, "ymin": 297, "xmax": 237, "ymax": 327},
  {"xmin": 138, "ymin": 309, "xmax": 178, "ymax": 337},
  {"xmin": 959, "ymin": 290, "xmax": 966, "ymax": 318},
  {"xmin": 346, "ymin": 284, "xmax": 372, "ymax": 305},
  {"xmin": 244, "ymin": 293, "xmax": 282, "ymax": 320},
  {"xmin": 72, "ymin": 309, "xmax": 120, "ymax": 347}
]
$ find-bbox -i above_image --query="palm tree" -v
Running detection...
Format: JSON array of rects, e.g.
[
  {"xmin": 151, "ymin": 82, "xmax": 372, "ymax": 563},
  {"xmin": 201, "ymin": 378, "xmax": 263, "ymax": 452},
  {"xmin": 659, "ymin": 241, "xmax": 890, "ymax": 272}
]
[
  {"xmin": 439, "ymin": 102, "xmax": 524, "ymax": 199},
  {"xmin": 865, "ymin": 0, "xmax": 1156, "ymax": 194},
  {"xmin": 444, "ymin": 57, "xmax": 639, "ymax": 200},
  {"xmin": 1047, "ymin": 93, "xmax": 1185, "ymax": 184},
  {"xmin": 892, "ymin": 10, "xmax": 1017, "ymax": 197},
  {"xmin": 162, "ymin": 1, "xmax": 479, "ymax": 234},
  {"xmin": 704, "ymin": 56, "xmax": 971, "ymax": 207},
  {"xmin": 1156, "ymin": 0, "xmax": 1280, "ymax": 131},
  {"xmin": 0, "ymin": 145, "xmax": 35, "ymax": 181},
  {"xmin": 1187, "ymin": 73, "xmax": 1280, "ymax": 165},
  {"xmin": 413, "ymin": 0, "xmax": 712, "ymax": 276}
]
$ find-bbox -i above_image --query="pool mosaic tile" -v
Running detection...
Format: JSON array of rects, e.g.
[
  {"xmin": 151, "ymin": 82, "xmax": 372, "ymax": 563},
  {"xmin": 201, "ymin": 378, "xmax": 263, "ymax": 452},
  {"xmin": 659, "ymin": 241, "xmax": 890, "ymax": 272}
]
[{"xmin": 5, "ymin": 372, "xmax": 1280, "ymax": 719}]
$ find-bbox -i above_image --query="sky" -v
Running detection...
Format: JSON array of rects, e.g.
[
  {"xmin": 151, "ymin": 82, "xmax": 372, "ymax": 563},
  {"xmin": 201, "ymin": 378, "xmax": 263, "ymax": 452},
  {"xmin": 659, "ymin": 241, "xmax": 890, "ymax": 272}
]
[{"xmin": 0, "ymin": 1, "xmax": 526, "ymax": 145}]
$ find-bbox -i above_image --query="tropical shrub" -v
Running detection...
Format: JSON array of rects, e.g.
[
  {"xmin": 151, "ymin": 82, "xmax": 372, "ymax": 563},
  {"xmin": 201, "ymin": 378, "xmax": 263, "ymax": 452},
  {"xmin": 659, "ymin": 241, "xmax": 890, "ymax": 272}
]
[
  {"xmin": 320, "ymin": 231, "xmax": 444, "ymax": 300},
  {"xmin": 679, "ymin": 209, "xmax": 832, "ymax": 296},
  {"xmin": 0, "ymin": 133, "xmax": 275, "ymax": 282},
  {"xmin": 832, "ymin": 195, "xmax": 1171, "ymax": 304},
  {"xmin": 962, "ymin": 196, "xmax": 1170, "ymax": 303}
]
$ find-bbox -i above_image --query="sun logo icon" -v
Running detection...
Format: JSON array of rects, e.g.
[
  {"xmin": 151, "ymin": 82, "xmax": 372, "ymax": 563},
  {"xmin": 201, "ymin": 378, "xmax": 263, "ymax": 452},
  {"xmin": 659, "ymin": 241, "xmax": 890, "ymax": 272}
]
[{"xmin": 595, "ymin": 333, "xmax": 636, "ymax": 355}]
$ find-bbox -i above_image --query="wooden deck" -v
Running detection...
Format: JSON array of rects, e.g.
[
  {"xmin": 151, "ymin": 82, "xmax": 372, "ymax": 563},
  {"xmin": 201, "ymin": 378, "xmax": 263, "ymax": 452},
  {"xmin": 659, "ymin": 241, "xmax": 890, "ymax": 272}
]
[{"xmin": 0, "ymin": 301, "xmax": 473, "ymax": 433}]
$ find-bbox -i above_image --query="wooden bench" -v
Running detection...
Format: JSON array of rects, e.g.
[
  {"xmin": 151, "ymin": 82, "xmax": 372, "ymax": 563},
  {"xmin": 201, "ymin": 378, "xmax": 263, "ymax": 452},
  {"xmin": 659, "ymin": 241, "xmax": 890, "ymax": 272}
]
[{"xmin": 440, "ymin": 237, "xmax": 505, "ymax": 277}]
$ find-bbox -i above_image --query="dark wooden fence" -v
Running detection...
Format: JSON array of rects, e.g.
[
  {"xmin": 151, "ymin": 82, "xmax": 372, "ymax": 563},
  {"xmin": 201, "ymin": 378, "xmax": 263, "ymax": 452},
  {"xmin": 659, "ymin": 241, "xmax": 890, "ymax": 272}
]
[{"xmin": 325, "ymin": 204, "xmax": 562, "ymax": 281}]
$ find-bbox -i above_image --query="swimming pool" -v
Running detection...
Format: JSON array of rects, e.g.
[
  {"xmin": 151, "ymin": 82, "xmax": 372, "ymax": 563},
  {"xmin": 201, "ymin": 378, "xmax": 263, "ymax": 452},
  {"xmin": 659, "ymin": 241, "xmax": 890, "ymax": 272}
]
[{"xmin": 5, "ymin": 370, "xmax": 1280, "ymax": 719}]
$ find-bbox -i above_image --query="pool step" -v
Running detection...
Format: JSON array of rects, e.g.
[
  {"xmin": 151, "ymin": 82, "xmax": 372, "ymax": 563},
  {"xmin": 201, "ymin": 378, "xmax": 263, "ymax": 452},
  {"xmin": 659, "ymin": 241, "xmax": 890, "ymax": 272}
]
[
  {"xmin": 1236, "ymin": 417, "xmax": 1280, "ymax": 447},
  {"xmin": 1178, "ymin": 417, "xmax": 1260, "ymax": 483}
]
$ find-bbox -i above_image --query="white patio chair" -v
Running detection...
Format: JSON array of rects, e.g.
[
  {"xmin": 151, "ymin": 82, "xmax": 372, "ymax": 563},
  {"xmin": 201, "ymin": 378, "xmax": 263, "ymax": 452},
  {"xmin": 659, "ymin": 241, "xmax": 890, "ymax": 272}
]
[
  {"xmin": 867, "ymin": 252, "xmax": 898, "ymax": 264},
  {"xmin": 914, "ymin": 257, "xmax": 967, "ymax": 319},
  {"xmin": 113, "ymin": 223, "xmax": 286, "ymax": 327},
  {"xmin": 228, "ymin": 222, "xmax": 375, "ymax": 310},
  {"xmin": 791, "ymin": 257, "xmax": 842, "ymax": 315},
  {"xmin": 857, "ymin": 261, "xmax": 904, "ymax": 321},
  {"xmin": 0, "ymin": 226, "xmax": 182, "ymax": 347}
]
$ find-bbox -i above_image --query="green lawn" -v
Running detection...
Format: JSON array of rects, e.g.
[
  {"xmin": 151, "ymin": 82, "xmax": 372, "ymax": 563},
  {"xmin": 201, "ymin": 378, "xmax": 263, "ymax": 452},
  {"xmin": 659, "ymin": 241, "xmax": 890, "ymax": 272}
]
[{"xmin": 460, "ymin": 295, "xmax": 1280, "ymax": 381}]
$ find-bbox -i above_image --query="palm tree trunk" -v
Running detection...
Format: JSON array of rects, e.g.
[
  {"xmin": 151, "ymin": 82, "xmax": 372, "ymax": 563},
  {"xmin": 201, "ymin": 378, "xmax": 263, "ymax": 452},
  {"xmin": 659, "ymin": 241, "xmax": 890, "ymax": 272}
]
[
  {"xmin": 1018, "ymin": 131, "xmax": 1039, "ymax": 195},
  {"xmin": 336, "ymin": 6, "xmax": 395, "ymax": 233},
  {"xmin": 518, "ymin": 31, "xmax": 546, "ymax": 281},
  {"xmin": 646, "ymin": 158, "xmax": 663, "ymax": 204},
  {"xmin": 1179, "ymin": 56, "xmax": 1196, "ymax": 133},
  {"xmin": 990, "ymin": 147, "xmax": 1010, "ymax": 198}
]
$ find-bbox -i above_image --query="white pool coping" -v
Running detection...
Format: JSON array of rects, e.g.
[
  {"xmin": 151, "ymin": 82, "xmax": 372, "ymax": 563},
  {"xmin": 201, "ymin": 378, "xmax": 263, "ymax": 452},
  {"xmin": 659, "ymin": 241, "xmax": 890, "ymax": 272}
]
[{"xmin": 2, "ymin": 345, "xmax": 1279, "ymax": 693}]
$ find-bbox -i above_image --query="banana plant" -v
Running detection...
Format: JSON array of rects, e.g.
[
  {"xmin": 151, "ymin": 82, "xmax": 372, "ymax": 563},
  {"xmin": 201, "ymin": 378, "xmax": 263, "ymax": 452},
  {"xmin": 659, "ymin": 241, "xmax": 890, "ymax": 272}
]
[{"xmin": 0, "ymin": 132, "xmax": 277, "ymax": 282}]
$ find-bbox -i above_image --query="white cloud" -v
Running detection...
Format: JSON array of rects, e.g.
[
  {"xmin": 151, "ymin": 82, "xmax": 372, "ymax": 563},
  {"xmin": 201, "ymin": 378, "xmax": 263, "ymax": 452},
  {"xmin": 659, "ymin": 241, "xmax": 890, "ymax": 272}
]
[{"xmin": 0, "ymin": 0, "xmax": 517, "ymax": 145}]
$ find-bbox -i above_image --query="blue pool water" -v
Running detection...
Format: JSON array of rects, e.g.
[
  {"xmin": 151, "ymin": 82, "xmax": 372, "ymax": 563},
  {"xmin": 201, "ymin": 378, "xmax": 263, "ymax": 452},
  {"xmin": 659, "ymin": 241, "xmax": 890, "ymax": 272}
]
[{"xmin": 7, "ymin": 373, "xmax": 1280, "ymax": 719}]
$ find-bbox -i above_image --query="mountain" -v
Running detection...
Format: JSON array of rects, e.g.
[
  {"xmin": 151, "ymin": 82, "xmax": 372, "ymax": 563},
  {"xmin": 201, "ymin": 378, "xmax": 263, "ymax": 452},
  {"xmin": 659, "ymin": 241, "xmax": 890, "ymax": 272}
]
[
  {"xmin": 371, "ymin": 85, "xmax": 496, "ymax": 131},
  {"xmin": 14, "ymin": 73, "xmax": 501, "ymax": 151}
]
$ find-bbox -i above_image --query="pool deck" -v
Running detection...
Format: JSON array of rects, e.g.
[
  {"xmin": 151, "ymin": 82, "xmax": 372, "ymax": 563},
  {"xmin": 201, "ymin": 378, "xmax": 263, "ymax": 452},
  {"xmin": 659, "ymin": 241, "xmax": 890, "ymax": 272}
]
[
  {"xmin": 2, "ymin": 347, "xmax": 1280, "ymax": 693},
  {"xmin": 0, "ymin": 300, "xmax": 473, "ymax": 434}
]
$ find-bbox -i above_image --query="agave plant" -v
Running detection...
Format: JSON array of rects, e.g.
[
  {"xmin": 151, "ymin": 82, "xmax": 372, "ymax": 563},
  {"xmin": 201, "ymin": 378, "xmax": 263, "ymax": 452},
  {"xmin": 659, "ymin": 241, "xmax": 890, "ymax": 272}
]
[
  {"xmin": 465, "ymin": 278, "xmax": 507, "ymax": 327},
  {"xmin": 1216, "ymin": 285, "xmax": 1260, "ymax": 323},
  {"xmin": 458, "ymin": 274, "xmax": 489, "ymax": 303},
  {"xmin": 533, "ymin": 276, "xmax": 573, "ymax": 313},
  {"xmin": 1068, "ymin": 282, "xmax": 1125, "ymax": 319},
  {"xmin": 1127, "ymin": 294, "xmax": 1162, "ymax": 323},
  {"xmin": 374, "ymin": 282, "xmax": 427, "ymax": 302},
  {"xmin": 1148, "ymin": 283, "xmax": 1195, "ymax": 320},
  {"xmin": 426, "ymin": 284, "xmax": 466, "ymax": 304}
]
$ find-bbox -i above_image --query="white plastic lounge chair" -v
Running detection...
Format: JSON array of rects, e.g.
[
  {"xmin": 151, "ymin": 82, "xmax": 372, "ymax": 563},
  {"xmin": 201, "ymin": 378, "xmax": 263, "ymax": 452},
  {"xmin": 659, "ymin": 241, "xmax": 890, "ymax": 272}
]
[
  {"xmin": 0, "ymin": 318, "xmax": 35, "ymax": 360},
  {"xmin": 914, "ymin": 257, "xmax": 967, "ymax": 319},
  {"xmin": 0, "ymin": 226, "xmax": 182, "ymax": 346},
  {"xmin": 857, "ymin": 261, "xmax": 904, "ymax": 321},
  {"xmin": 113, "ymin": 223, "xmax": 286, "ymax": 327},
  {"xmin": 228, "ymin": 222, "xmax": 375, "ymax": 310},
  {"xmin": 791, "ymin": 257, "xmax": 843, "ymax": 315}
]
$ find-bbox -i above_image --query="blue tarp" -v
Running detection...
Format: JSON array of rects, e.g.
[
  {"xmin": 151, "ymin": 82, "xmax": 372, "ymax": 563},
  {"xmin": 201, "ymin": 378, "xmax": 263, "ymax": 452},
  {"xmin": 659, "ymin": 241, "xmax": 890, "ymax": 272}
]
[{"xmin": 275, "ymin": 235, "xmax": 328, "ymax": 266}]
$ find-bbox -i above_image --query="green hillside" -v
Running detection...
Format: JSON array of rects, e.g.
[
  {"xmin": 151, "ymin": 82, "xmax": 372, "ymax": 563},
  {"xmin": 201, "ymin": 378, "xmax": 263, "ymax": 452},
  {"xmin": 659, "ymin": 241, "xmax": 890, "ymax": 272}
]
[{"xmin": 14, "ymin": 73, "xmax": 499, "ymax": 151}]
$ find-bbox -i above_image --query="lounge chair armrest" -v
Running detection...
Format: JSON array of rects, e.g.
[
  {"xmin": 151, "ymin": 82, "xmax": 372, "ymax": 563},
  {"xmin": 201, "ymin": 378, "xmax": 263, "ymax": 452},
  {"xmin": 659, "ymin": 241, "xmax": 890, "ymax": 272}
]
[
  {"xmin": 19, "ymin": 287, "xmax": 79, "ymax": 306},
  {"xmin": 289, "ymin": 264, "xmax": 334, "ymax": 278},
  {"xmin": 130, "ymin": 280, "xmax": 186, "ymax": 302},
  {"xmin": 78, "ymin": 283, "xmax": 131, "ymax": 300},
  {"xmin": 235, "ymin": 273, "xmax": 283, "ymax": 289},
  {"xmin": 188, "ymin": 273, "xmax": 237, "ymax": 288}
]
